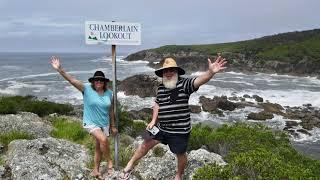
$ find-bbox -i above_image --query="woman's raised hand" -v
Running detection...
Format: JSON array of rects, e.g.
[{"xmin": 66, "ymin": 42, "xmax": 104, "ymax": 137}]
[{"xmin": 50, "ymin": 56, "xmax": 61, "ymax": 71}]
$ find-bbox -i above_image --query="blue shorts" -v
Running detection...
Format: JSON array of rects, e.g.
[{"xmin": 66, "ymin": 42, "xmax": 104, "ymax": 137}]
[{"xmin": 152, "ymin": 130, "xmax": 190, "ymax": 154}]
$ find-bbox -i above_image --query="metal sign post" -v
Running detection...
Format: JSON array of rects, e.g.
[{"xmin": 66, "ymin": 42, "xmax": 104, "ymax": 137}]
[
  {"xmin": 111, "ymin": 44, "xmax": 120, "ymax": 169},
  {"xmin": 85, "ymin": 21, "xmax": 141, "ymax": 170}
]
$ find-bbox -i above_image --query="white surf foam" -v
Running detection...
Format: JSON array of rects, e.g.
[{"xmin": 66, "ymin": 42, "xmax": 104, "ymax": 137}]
[{"xmin": 0, "ymin": 65, "xmax": 22, "ymax": 70}]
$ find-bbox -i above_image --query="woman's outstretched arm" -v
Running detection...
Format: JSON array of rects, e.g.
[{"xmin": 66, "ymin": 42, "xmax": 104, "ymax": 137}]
[{"xmin": 50, "ymin": 56, "xmax": 84, "ymax": 92}]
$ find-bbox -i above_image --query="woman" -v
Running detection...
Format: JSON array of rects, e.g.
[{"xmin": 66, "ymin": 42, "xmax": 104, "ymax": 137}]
[{"xmin": 51, "ymin": 56, "xmax": 117, "ymax": 179}]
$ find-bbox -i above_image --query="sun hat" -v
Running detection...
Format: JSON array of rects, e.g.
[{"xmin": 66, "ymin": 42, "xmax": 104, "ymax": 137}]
[
  {"xmin": 155, "ymin": 58, "xmax": 185, "ymax": 77},
  {"xmin": 88, "ymin": 71, "xmax": 110, "ymax": 83}
]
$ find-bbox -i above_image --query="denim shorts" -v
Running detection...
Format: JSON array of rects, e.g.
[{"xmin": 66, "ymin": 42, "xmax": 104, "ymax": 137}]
[
  {"xmin": 152, "ymin": 130, "xmax": 190, "ymax": 154},
  {"xmin": 83, "ymin": 124, "xmax": 109, "ymax": 137}
]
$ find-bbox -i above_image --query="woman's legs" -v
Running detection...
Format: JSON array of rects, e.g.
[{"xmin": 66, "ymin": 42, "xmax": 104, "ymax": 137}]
[
  {"xmin": 92, "ymin": 138, "xmax": 102, "ymax": 175},
  {"xmin": 91, "ymin": 129, "xmax": 112, "ymax": 174}
]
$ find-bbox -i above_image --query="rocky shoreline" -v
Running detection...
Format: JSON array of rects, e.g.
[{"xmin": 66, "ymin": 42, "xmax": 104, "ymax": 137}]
[{"xmin": 124, "ymin": 50, "xmax": 320, "ymax": 78}]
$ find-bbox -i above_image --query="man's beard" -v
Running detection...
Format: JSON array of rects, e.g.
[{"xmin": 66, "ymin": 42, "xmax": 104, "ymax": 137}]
[{"xmin": 163, "ymin": 73, "xmax": 178, "ymax": 89}]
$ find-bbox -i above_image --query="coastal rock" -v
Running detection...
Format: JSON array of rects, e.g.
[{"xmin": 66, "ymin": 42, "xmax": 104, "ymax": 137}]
[
  {"xmin": 252, "ymin": 95, "xmax": 263, "ymax": 102},
  {"xmin": 200, "ymin": 96, "xmax": 238, "ymax": 113},
  {"xmin": 285, "ymin": 121, "xmax": 299, "ymax": 128},
  {"xmin": 285, "ymin": 106, "xmax": 320, "ymax": 130},
  {"xmin": 0, "ymin": 144, "xmax": 4, "ymax": 154},
  {"xmin": 6, "ymin": 137, "xmax": 90, "ymax": 179},
  {"xmin": 247, "ymin": 111, "xmax": 274, "ymax": 120},
  {"xmin": 127, "ymin": 108, "xmax": 152, "ymax": 121},
  {"xmin": 151, "ymin": 55, "xmax": 209, "ymax": 74},
  {"xmin": 118, "ymin": 75, "xmax": 159, "ymax": 98},
  {"xmin": 133, "ymin": 142, "xmax": 226, "ymax": 180},
  {"xmin": 297, "ymin": 129, "xmax": 312, "ymax": 136},
  {"xmin": 0, "ymin": 112, "xmax": 52, "ymax": 138},
  {"xmin": 189, "ymin": 105, "xmax": 202, "ymax": 114},
  {"xmin": 69, "ymin": 104, "xmax": 83, "ymax": 119},
  {"xmin": 260, "ymin": 102, "xmax": 284, "ymax": 115}
]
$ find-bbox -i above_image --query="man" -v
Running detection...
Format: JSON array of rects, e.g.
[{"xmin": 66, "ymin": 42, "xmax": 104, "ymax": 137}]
[{"xmin": 120, "ymin": 55, "xmax": 227, "ymax": 180}]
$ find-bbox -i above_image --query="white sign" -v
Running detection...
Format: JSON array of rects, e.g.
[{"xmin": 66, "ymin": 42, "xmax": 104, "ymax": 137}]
[{"xmin": 85, "ymin": 21, "xmax": 141, "ymax": 45}]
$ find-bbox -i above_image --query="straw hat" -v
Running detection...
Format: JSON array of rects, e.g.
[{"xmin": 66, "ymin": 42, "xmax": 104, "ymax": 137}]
[
  {"xmin": 155, "ymin": 58, "xmax": 185, "ymax": 77},
  {"xmin": 88, "ymin": 71, "xmax": 110, "ymax": 83}
]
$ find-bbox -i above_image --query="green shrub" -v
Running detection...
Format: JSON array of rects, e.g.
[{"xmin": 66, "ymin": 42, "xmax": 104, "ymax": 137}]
[
  {"xmin": 0, "ymin": 131, "xmax": 34, "ymax": 148},
  {"xmin": 193, "ymin": 164, "xmax": 232, "ymax": 180},
  {"xmin": 153, "ymin": 146, "xmax": 165, "ymax": 157},
  {"xmin": 119, "ymin": 145, "xmax": 135, "ymax": 168},
  {"xmin": 118, "ymin": 105, "xmax": 133, "ymax": 133},
  {"xmin": 50, "ymin": 117, "xmax": 89, "ymax": 143},
  {"xmin": 129, "ymin": 121, "xmax": 147, "ymax": 138},
  {"xmin": 191, "ymin": 123, "xmax": 320, "ymax": 179},
  {"xmin": 0, "ymin": 96, "xmax": 73, "ymax": 117},
  {"xmin": 0, "ymin": 157, "xmax": 4, "ymax": 165},
  {"xmin": 0, "ymin": 100, "xmax": 17, "ymax": 114}
]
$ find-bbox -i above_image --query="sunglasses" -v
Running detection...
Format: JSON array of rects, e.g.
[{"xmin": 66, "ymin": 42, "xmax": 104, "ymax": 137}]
[{"xmin": 94, "ymin": 78, "xmax": 105, "ymax": 82}]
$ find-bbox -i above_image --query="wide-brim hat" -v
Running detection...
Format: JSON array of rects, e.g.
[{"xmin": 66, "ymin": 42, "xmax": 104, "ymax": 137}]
[
  {"xmin": 88, "ymin": 71, "xmax": 110, "ymax": 83},
  {"xmin": 155, "ymin": 58, "xmax": 185, "ymax": 77}
]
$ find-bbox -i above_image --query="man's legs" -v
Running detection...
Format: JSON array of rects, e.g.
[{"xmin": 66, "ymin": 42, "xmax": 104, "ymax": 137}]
[
  {"xmin": 175, "ymin": 153, "xmax": 187, "ymax": 180},
  {"xmin": 123, "ymin": 139, "xmax": 159, "ymax": 171}
]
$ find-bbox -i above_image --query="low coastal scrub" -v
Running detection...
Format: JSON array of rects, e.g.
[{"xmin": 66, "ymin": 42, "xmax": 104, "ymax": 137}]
[
  {"xmin": 152, "ymin": 29, "xmax": 320, "ymax": 62},
  {"xmin": 153, "ymin": 146, "xmax": 165, "ymax": 157},
  {"xmin": 0, "ymin": 96, "xmax": 73, "ymax": 117},
  {"xmin": 50, "ymin": 117, "xmax": 89, "ymax": 143},
  {"xmin": 191, "ymin": 123, "xmax": 320, "ymax": 179},
  {"xmin": 0, "ymin": 157, "xmax": 4, "ymax": 165},
  {"xmin": 0, "ymin": 131, "xmax": 34, "ymax": 148}
]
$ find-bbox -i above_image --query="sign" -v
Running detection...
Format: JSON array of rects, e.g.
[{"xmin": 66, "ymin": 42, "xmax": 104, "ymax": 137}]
[{"xmin": 85, "ymin": 21, "xmax": 141, "ymax": 45}]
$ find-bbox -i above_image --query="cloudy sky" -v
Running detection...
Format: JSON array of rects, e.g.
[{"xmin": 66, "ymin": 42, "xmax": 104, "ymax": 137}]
[{"xmin": 0, "ymin": 0, "xmax": 319, "ymax": 53}]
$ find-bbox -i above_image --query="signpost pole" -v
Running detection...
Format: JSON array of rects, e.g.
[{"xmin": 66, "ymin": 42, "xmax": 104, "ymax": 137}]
[{"xmin": 111, "ymin": 44, "xmax": 119, "ymax": 170}]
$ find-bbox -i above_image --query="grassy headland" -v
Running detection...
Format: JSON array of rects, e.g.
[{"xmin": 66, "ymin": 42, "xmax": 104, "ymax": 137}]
[
  {"xmin": 147, "ymin": 29, "xmax": 320, "ymax": 62},
  {"xmin": 126, "ymin": 29, "xmax": 320, "ymax": 76}
]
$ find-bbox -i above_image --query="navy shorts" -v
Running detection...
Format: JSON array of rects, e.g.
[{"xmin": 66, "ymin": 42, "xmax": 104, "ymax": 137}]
[{"xmin": 152, "ymin": 130, "xmax": 190, "ymax": 154}]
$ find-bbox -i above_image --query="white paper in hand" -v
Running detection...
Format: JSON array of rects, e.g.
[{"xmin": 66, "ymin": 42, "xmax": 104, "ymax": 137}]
[{"xmin": 147, "ymin": 126, "xmax": 159, "ymax": 135}]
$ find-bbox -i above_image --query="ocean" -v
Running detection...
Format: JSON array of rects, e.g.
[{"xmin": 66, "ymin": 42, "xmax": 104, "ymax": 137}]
[{"xmin": 1, "ymin": 52, "xmax": 320, "ymax": 158}]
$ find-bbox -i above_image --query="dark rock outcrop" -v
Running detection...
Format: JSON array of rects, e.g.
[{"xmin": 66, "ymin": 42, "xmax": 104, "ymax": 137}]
[
  {"xmin": 127, "ymin": 108, "xmax": 153, "ymax": 121},
  {"xmin": 118, "ymin": 75, "xmax": 160, "ymax": 98},
  {"xmin": 260, "ymin": 102, "xmax": 284, "ymax": 115},
  {"xmin": 200, "ymin": 96, "xmax": 238, "ymax": 113},
  {"xmin": 189, "ymin": 105, "xmax": 202, "ymax": 114},
  {"xmin": 247, "ymin": 111, "xmax": 274, "ymax": 120},
  {"xmin": 285, "ymin": 106, "xmax": 320, "ymax": 130}
]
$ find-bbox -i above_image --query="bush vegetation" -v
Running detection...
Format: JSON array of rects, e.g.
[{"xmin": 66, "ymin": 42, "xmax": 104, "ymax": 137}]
[
  {"xmin": 151, "ymin": 29, "xmax": 320, "ymax": 62},
  {"xmin": 0, "ymin": 131, "xmax": 34, "ymax": 149},
  {"xmin": 190, "ymin": 123, "xmax": 320, "ymax": 179},
  {"xmin": 0, "ymin": 96, "xmax": 73, "ymax": 117},
  {"xmin": 153, "ymin": 146, "xmax": 165, "ymax": 157}
]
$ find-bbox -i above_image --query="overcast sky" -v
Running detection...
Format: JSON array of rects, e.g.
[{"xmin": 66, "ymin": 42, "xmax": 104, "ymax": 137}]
[{"xmin": 0, "ymin": 0, "xmax": 319, "ymax": 54}]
